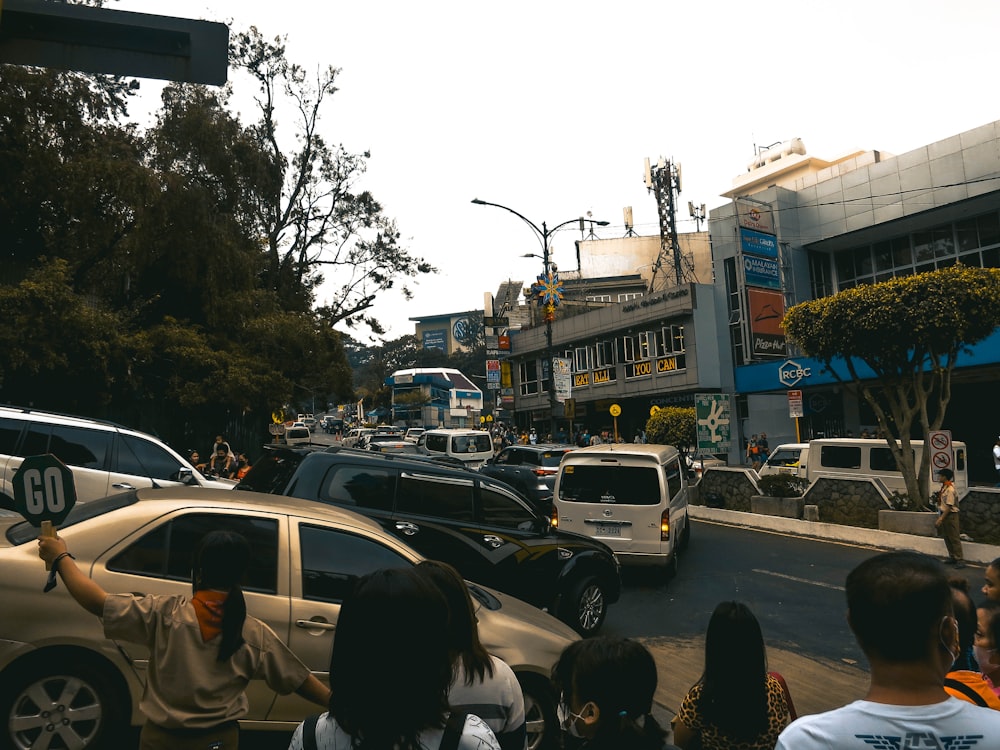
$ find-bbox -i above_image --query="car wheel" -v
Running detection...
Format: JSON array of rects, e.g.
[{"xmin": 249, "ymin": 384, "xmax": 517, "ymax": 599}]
[
  {"xmin": 562, "ymin": 575, "xmax": 607, "ymax": 637},
  {"xmin": 518, "ymin": 673, "xmax": 558, "ymax": 750},
  {"xmin": 0, "ymin": 657, "xmax": 128, "ymax": 750}
]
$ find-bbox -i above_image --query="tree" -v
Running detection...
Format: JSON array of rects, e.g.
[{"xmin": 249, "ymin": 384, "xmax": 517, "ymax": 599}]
[
  {"xmin": 783, "ymin": 265, "xmax": 1000, "ymax": 505},
  {"xmin": 230, "ymin": 29, "xmax": 436, "ymax": 333},
  {"xmin": 645, "ymin": 407, "xmax": 696, "ymax": 452}
]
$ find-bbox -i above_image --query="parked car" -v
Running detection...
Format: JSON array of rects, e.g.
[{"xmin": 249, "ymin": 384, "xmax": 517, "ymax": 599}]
[
  {"xmin": 0, "ymin": 488, "xmax": 577, "ymax": 750},
  {"xmin": 238, "ymin": 446, "xmax": 622, "ymax": 636},
  {"xmin": 480, "ymin": 444, "xmax": 575, "ymax": 514},
  {"xmin": 553, "ymin": 444, "xmax": 691, "ymax": 578},
  {"xmin": 367, "ymin": 440, "xmax": 422, "ymax": 455},
  {"xmin": 685, "ymin": 452, "xmax": 727, "ymax": 481},
  {"xmin": 0, "ymin": 405, "xmax": 234, "ymax": 511}
]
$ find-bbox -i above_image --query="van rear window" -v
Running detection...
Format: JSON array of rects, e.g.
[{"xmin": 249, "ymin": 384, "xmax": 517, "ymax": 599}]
[{"xmin": 559, "ymin": 464, "xmax": 660, "ymax": 505}]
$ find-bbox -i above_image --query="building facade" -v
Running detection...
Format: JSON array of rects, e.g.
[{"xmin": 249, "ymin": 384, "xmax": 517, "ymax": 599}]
[{"xmin": 386, "ymin": 367, "xmax": 484, "ymax": 429}]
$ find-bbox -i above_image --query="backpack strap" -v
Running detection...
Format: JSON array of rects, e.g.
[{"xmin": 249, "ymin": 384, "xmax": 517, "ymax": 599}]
[
  {"xmin": 302, "ymin": 712, "xmax": 321, "ymax": 750},
  {"xmin": 440, "ymin": 711, "xmax": 468, "ymax": 750},
  {"xmin": 945, "ymin": 677, "xmax": 990, "ymax": 707}
]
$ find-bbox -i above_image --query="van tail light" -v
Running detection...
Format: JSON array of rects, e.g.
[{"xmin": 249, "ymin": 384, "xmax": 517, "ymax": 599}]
[
  {"xmin": 550, "ymin": 506, "xmax": 559, "ymax": 528},
  {"xmin": 532, "ymin": 467, "xmax": 557, "ymax": 476},
  {"xmin": 661, "ymin": 509, "xmax": 670, "ymax": 541}
]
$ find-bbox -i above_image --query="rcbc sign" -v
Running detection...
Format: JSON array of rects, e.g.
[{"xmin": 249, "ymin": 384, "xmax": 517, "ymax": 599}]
[{"xmin": 778, "ymin": 360, "xmax": 811, "ymax": 388}]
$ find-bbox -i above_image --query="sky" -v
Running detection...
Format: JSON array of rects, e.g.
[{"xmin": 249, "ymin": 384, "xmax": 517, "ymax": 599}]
[{"xmin": 113, "ymin": 0, "xmax": 1000, "ymax": 342}]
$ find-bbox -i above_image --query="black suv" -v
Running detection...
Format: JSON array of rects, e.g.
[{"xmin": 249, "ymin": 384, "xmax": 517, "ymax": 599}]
[
  {"xmin": 480, "ymin": 444, "xmax": 575, "ymax": 514},
  {"xmin": 239, "ymin": 446, "xmax": 621, "ymax": 635}
]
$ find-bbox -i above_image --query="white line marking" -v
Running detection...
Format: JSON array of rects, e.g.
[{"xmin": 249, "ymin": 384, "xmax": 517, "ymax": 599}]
[{"xmin": 753, "ymin": 568, "xmax": 845, "ymax": 591}]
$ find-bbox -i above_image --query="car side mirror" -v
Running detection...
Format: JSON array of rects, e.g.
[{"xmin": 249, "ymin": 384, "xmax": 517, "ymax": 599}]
[{"xmin": 177, "ymin": 467, "xmax": 196, "ymax": 485}]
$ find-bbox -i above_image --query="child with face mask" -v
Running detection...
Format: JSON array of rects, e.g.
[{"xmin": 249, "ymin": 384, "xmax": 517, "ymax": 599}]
[
  {"xmin": 550, "ymin": 636, "xmax": 679, "ymax": 750},
  {"xmin": 976, "ymin": 601, "xmax": 1000, "ymax": 699}
]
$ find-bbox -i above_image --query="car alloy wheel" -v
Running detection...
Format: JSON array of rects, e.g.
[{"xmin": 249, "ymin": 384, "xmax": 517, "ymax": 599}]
[
  {"xmin": 518, "ymin": 674, "xmax": 557, "ymax": 750},
  {"xmin": 564, "ymin": 575, "xmax": 607, "ymax": 636}
]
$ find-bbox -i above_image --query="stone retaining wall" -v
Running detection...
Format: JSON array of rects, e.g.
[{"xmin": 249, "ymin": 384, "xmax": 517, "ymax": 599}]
[{"xmin": 695, "ymin": 468, "xmax": 1000, "ymax": 546}]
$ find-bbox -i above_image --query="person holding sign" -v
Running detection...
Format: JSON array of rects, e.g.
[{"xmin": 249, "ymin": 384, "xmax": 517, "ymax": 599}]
[{"xmin": 37, "ymin": 529, "xmax": 331, "ymax": 749}]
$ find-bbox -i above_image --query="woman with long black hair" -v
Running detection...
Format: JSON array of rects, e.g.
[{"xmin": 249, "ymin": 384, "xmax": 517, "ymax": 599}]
[
  {"xmin": 672, "ymin": 601, "xmax": 791, "ymax": 750},
  {"xmin": 38, "ymin": 529, "xmax": 330, "ymax": 749}
]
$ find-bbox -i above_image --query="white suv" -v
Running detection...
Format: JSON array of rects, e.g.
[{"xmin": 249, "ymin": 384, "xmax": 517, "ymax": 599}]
[{"xmin": 0, "ymin": 406, "xmax": 233, "ymax": 509}]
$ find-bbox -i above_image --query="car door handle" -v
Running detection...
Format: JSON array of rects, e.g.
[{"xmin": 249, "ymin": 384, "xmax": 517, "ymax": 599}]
[
  {"xmin": 296, "ymin": 618, "xmax": 336, "ymax": 631},
  {"xmin": 112, "ymin": 482, "xmax": 137, "ymax": 490},
  {"xmin": 482, "ymin": 534, "xmax": 504, "ymax": 549},
  {"xmin": 395, "ymin": 521, "xmax": 419, "ymax": 536}
]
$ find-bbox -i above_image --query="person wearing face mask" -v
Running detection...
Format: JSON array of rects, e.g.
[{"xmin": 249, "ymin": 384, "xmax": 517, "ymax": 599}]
[
  {"xmin": 550, "ymin": 636, "xmax": 678, "ymax": 750},
  {"xmin": 777, "ymin": 551, "xmax": 1000, "ymax": 749},
  {"xmin": 976, "ymin": 601, "xmax": 1000, "ymax": 698},
  {"xmin": 944, "ymin": 578, "xmax": 1000, "ymax": 708}
]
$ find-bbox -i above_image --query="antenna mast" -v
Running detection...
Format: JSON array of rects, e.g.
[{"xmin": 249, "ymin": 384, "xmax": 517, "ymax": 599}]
[{"xmin": 644, "ymin": 156, "xmax": 696, "ymax": 292}]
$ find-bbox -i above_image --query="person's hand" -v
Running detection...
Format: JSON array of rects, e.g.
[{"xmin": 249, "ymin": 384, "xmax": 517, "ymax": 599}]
[{"xmin": 38, "ymin": 534, "xmax": 68, "ymax": 564}]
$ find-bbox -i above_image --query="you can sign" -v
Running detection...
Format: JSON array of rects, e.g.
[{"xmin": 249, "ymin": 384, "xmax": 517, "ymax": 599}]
[{"xmin": 13, "ymin": 454, "xmax": 77, "ymax": 527}]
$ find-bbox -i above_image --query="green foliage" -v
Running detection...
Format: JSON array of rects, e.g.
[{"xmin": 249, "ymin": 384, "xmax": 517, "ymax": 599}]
[
  {"xmin": 645, "ymin": 407, "xmax": 696, "ymax": 448},
  {"xmin": 784, "ymin": 265, "xmax": 1000, "ymax": 502},
  {"xmin": 756, "ymin": 473, "xmax": 809, "ymax": 498}
]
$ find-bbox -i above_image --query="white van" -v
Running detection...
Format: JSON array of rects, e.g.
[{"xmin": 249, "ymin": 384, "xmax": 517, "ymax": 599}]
[
  {"xmin": 282, "ymin": 426, "xmax": 312, "ymax": 447},
  {"xmin": 553, "ymin": 444, "xmax": 690, "ymax": 575},
  {"xmin": 416, "ymin": 428, "xmax": 494, "ymax": 469},
  {"xmin": 762, "ymin": 438, "xmax": 968, "ymax": 498}
]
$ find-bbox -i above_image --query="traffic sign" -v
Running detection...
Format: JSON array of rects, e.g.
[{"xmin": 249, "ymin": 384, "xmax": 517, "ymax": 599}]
[
  {"xmin": 787, "ymin": 389, "xmax": 803, "ymax": 418},
  {"xmin": 696, "ymin": 393, "xmax": 732, "ymax": 451},
  {"xmin": 13, "ymin": 454, "xmax": 77, "ymax": 527},
  {"xmin": 609, "ymin": 404, "xmax": 622, "ymax": 417},
  {"xmin": 928, "ymin": 429, "xmax": 953, "ymax": 472}
]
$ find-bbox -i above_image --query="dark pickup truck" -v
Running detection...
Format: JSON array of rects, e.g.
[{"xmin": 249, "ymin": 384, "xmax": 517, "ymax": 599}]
[{"xmin": 238, "ymin": 446, "xmax": 621, "ymax": 636}]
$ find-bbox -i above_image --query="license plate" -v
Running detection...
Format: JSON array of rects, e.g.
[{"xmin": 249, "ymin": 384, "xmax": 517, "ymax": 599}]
[{"xmin": 596, "ymin": 524, "xmax": 622, "ymax": 537}]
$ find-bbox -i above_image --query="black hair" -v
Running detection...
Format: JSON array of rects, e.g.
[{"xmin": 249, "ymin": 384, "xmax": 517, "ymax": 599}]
[
  {"xmin": 191, "ymin": 530, "xmax": 249, "ymax": 662},
  {"xmin": 551, "ymin": 636, "xmax": 666, "ymax": 750},
  {"xmin": 697, "ymin": 601, "xmax": 769, "ymax": 739},
  {"xmin": 938, "ymin": 468, "xmax": 954, "ymax": 480},
  {"xmin": 330, "ymin": 568, "xmax": 452, "ymax": 750},
  {"xmin": 846, "ymin": 551, "xmax": 951, "ymax": 662},
  {"xmin": 415, "ymin": 560, "xmax": 494, "ymax": 685},
  {"xmin": 948, "ymin": 576, "xmax": 977, "ymax": 670},
  {"xmin": 981, "ymin": 600, "xmax": 1000, "ymax": 648}
]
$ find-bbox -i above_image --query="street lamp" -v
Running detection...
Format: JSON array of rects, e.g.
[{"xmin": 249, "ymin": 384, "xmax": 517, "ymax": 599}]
[{"xmin": 471, "ymin": 198, "xmax": 609, "ymax": 438}]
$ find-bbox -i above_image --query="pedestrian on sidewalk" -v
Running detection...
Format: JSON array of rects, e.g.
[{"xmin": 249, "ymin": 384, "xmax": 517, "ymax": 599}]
[
  {"xmin": 776, "ymin": 551, "xmax": 1000, "ymax": 748},
  {"xmin": 935, "ymin": 468, "xmax": 964, "ymax": 568},
  {"xmin": 38, "ymin": 530, "xmax": 330, "ymax": 750}
]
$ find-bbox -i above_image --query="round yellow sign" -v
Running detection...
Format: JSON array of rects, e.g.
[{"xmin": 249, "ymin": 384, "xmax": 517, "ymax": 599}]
[{"xmin": 609, "ymin": 404, "xmax": 622, "ymax": 417}]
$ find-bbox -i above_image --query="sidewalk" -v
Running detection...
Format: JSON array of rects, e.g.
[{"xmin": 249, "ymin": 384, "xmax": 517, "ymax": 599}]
[{"xmin": 644, "ymin": 506, "xmax": 1000, "ymax": 732}]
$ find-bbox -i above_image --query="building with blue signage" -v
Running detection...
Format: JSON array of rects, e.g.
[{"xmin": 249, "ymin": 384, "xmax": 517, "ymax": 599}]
[
  {"xmin": 709, "ymin": 125, "xmax": 1000, "ymax": 480},
  {"xmin": 386, "ymin": 368, "xmax": 484, "ymax": 428}
]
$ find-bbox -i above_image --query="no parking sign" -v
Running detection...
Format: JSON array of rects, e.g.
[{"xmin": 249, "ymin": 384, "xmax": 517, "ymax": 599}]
[{"xmin": 928, "ymin": 430, "xmax": 954, "ymax": 472}]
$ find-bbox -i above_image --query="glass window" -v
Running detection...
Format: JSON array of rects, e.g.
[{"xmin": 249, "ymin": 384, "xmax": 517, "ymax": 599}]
[
  {"xmin": 912, "ymin": 230, "xmax": 936, "ymax": 264},
  {"xmin": 320, "ymin": 465, "xmax": 395, "ymax": 511},
  {"xmin": 115, "ymin": 434, "xmax": 184, "ymax": 481},
  {"xmin": 835, "ymin": 250, "xmax": 855, "ymax": 282},
  {"xmin": 426, "ymin": 434, "xmax": 449, "ymax": 453},
  {"xmin": 870, "ymin": 447, "xmax": 909, "ymax": 472},
  {"xmin": 956, "ymin": 218, "xmax": 979, "ymax": 252},
  {"xmin": 518, "ymin": 360, "xmax": 538, "ymax": 396},
  {"xmin": 557, "ymin": 465, "xmax": 661, "ymax": 505},
  {"xmin": 819, "ymin": 445, "xmax": 861, "ymax": 469},
  {"xmin": 21, "ymin": 423, "xmax": 51, "ymax": 457},
  {"xmin": 479, "ymin": 487, "xmax": 537, "ymax": 530},
  {"xmin": 621, "ymin": 336, "xmax": 638, "ymax": 363},
  {"xmin": 873, "ymin": 241, "xmax": 893, "ymax": 272},
  {"xmin": 397, "ymin": 474, "xmax": 474, "ymax": 521},
  {"xmin": 979, "ymin": 213, "xmax": 1000, "ymax": 247},
  {"xmin": 638, "ymin": 332, "xmax": 652, "ymax": 359},
  {"xmin": 452, "ymin": 434, "xmax": 492, "ymax": 453},
  {"xmin": 0, "ymin": 417, "xmax": 25, "ymax": 456},
  {"xmin": 48, "ymin": 425, "xmax": 111, "ymax": 470},
  {"xmin": 595, "ymin": 340, "xmax": 615, "ymax": 368},
  {"xmin": 618, "ymin": 292, "xmax": 643, "ymax": 302},
  {"xmin": 665, "ymin": 459, "xmax": 682, "ymax": 500},
  {"xmin": 853, "ymin": 246, "xmax": 873, "ymax": 276},
  {"xmin": 891, "ymin": 237, "xmax": 913, "ymax": 267},
  {"xmin": 107, "ymin": 513, "xmax": 279, "ymax": 593},
  {"xmin": 300, "ymin": 524, "xmax": 408, "ymax": 602},
  {"xmin": 574, "ymin": 347, "xmax": 590, "ymax": 372}
]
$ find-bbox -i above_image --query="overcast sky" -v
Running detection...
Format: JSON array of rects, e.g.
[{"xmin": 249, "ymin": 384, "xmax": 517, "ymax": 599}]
[{"xmin": 114, "ymin": 0, "xmax": 1000, "ymax": 341}]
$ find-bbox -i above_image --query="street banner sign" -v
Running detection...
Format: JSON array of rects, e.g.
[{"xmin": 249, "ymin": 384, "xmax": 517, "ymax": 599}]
[
  {"xmin": 787, "ymin": 389, "xmax": 803, "ymax": 418},
  {"xmin": 695, "ymin": 393, "xmax": 732, "ymax": 451}
]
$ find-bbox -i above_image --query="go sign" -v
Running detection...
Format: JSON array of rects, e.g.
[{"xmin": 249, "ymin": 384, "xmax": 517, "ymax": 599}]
[{"xmin": 13, "ymin": 454, "xmax": 77, "ymax": 527}]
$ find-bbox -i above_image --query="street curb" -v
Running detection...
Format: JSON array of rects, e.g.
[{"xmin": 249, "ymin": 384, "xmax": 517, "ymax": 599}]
[{"xmin": 689, "ymin": 505, "xmax": 1000, "ymax": 566}]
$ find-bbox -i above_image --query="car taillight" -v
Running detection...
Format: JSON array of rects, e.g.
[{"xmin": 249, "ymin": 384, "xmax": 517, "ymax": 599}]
[
  {"xmin": 532, "ymin": 467, "xmax": 557, "ymax": 476},
  {"xmin": 661, "ymin": 509, "xmax": 670, "ymax": 541},
  {"xmin": 550, "ymin": 506, "xmax": 559, "ymax": 528}
]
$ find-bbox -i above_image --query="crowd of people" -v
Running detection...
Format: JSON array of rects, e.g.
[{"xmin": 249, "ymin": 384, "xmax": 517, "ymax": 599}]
[
  {"xmin": 34, "ymin": 520, "xmax": 1000, "ymax": 748},
  {"xmin": 188, "ymin": 434, "xmax": 251, "ymax": 480}
]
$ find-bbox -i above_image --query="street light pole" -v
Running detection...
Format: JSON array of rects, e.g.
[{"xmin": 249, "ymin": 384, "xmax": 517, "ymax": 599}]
[{"xmin": 472, "ymin": 198, "xmax": 608, "ymax": 440}]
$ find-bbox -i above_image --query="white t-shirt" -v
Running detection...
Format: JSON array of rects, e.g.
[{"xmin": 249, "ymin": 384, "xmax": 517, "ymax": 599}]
[
  {"xmin": 775, "ymin": 697, "xmax": 1000, "ymax": 749},
  {"xmin": 993, "ymin": 443, "xmax": 1000, "ymax": 469},
  {"xmin": 287, "ymin": 711, "xmax": 500, "ymax": 750},
  {"xmin": 447, "ymin": 655, "xmax": 526, "ymax": 750}
]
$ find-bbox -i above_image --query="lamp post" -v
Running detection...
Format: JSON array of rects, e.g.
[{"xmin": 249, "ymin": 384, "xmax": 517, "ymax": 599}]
[{"xmin": 471, "ymin": 198, "xmax": 608, "ymax": 439}]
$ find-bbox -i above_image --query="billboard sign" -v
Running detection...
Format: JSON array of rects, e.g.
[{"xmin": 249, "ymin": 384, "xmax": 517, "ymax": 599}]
[
  {"xmin": 739, "ymin": 227, "xmax": 779, "ymax": 258},
  {"xmin": 695, "ymin": 393, "xmax": 732, "ymax": 451},
  {"xmin": 747, "ymin": 288, "xmax": 787, "ymax": 357},
  {"xmin": 743, "ymin": 254, "xmax": 781, "ymax": 289},
  {"xmin": 735, "ymin": 199, "xmax": 775, "ymax": 234},
  {"xmin": 422, "ymin": 328, "xmax": 447, "ymax": 351}
]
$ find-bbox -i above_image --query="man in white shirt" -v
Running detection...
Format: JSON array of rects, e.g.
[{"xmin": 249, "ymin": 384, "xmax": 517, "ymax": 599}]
[
  {"xmin": 776, "ymin": 550, "xmax": 1000, "ymax": 749},
  {"xmin": 993, "ymin": 436, "xmax": 1000, "ymax": 486}
]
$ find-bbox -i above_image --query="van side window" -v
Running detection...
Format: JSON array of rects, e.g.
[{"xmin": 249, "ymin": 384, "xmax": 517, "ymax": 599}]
[
  {"xmin": 820, "ymin": 445, "xmax": 861, "ymax": 469},
  {"xmin": 398, "ymin": 474, "xmax": 474, "ymax": 521},
  {"xmin": 665, "ymin": 459, "xmax": 682, "ymax": 499},
  {"xmin": 426, "ymin": 434, "xmax": 448, "ymax": 452},
  {"xmin": 0, "ymin": 418, "xmax": 25, "ymax": 455},
  {"xmin": 49, "ymin": 425, "xmax": 111, "ymax": 470},
  {"xmin": 320, "ymin": 465, "xmax": 395, "ymax": 511},
  {"xmin": 116, "ymin": 434, "xmax": 182, "ymax": 481},
  {"xmin": 955, "ymin": 447, "xmax": 966, "ymax": 471},
  {"xmin": 870, "ymin": 447, "xmax": 911, "ymax": 472}
]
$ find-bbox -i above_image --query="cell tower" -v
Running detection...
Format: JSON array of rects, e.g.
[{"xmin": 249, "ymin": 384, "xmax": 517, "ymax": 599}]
[{"xmin": 644, "ymin": 156, "xmax": 697, "ymax": 292}]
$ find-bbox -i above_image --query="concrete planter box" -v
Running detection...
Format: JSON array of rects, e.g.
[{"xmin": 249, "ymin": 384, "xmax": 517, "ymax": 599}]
[
  {"xmin": 751, "ymin": 495, "xmax": 804, "ymax": 519},
  {"xmin": 878, "ymin": 509, "xmax": 938, "ymax": 537}
]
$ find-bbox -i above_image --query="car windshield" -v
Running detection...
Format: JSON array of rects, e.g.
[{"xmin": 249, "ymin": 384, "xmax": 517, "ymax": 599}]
[
  {"xmin": 766, "ymin": 449, "xmax": 802, "ymax": 466},
  {"xmin": 6, "ymin": 491, "xmax": 139, "ymax": 545},
  {"xmin": 238, "ymin": 450, "xmax": 305, "ymax": 493}
]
